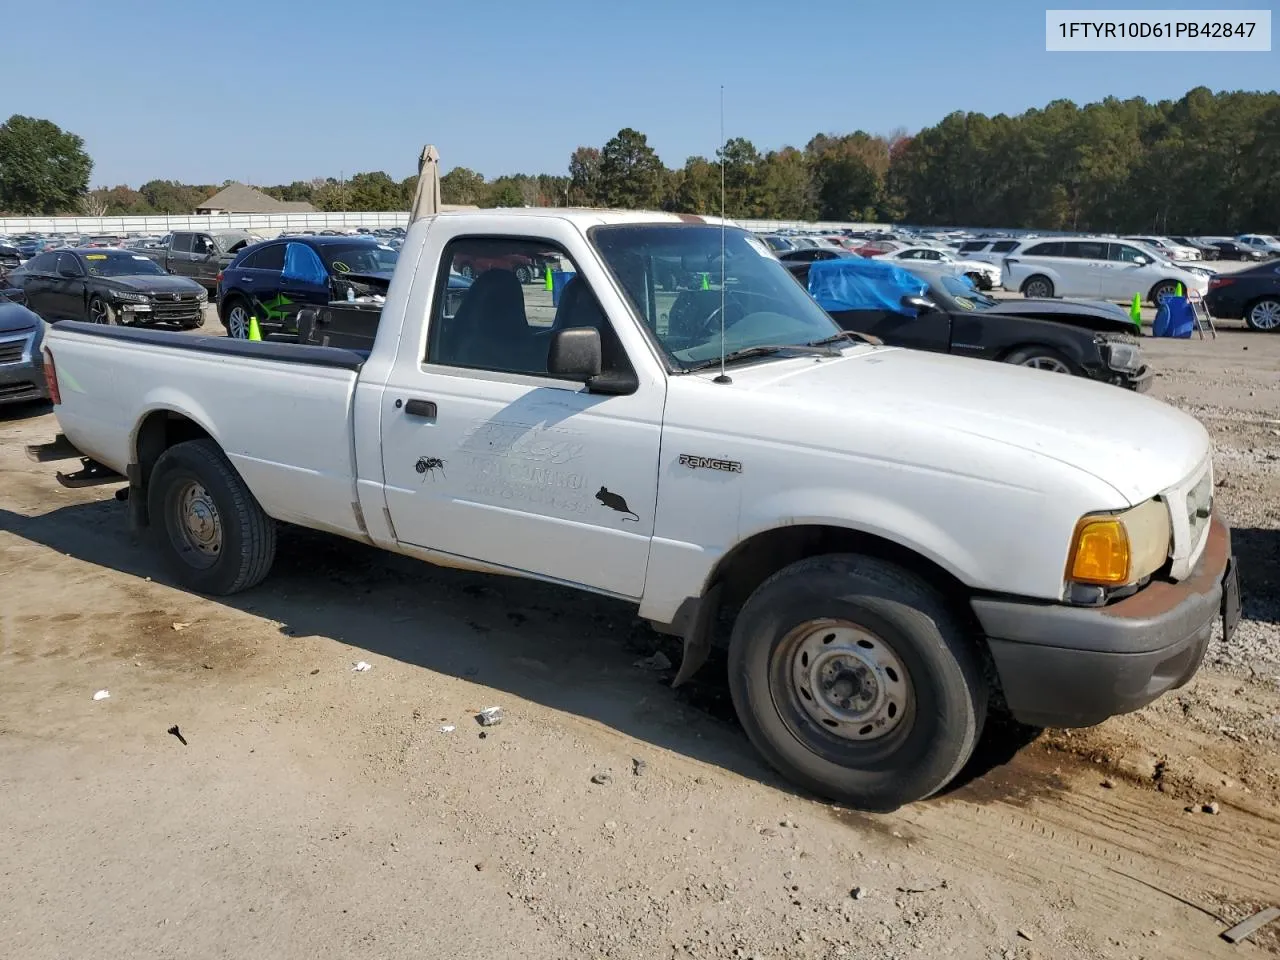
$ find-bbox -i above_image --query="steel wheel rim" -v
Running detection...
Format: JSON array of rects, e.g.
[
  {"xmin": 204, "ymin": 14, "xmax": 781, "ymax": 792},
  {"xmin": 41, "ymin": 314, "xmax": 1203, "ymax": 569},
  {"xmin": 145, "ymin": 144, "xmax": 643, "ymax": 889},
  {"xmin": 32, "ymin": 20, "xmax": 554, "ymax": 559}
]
[
  {"xmin": 169, "ymin": 480, "xmax": 222, "ymax": 568},
  {"xmin": 1021, "ymin": 355, "xmax": 1070, "ymax": 373},
  {"xmin": 779, "ymin": 619, "xmax": 913, "ymax": 742},
  {"xmin": 88, "ymin": 299, "xmax": 108, "ymax": 324},
  {"xmin": 228, "ymin": 306, "xmax": 248, "ymax": 339},
  {"xmin": 1249, "ymin": 300, "xmax": 1280, "ymax": 330}
]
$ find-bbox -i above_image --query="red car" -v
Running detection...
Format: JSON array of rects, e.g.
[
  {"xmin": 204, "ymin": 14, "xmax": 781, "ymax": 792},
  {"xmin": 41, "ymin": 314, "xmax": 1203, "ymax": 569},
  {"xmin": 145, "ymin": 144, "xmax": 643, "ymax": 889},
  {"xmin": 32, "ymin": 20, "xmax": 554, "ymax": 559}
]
[{"xmin": 452, "ymin": 251, "xmax": 544, "ymax": 284}]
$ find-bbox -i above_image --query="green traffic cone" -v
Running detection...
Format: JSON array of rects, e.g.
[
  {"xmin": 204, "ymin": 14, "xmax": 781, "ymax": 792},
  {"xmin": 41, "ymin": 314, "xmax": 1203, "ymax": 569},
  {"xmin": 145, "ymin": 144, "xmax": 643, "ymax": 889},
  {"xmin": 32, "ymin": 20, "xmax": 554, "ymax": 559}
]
[
  {"xmin": 248, "ymin": 316, "xmax": 262, "ymax": 341},
  {"xmin": 701, "ymin": 272, "xmax": 710, "ymax": 291},
  {"xmin": 1129, "ymin": 293, "xmax": 1142, "ymax": 328},
  {"xmin": 1175, "ymin": 282, "xmax": 1184, "ymax": 297},
  {"xmin": 544, "ymin": 265, "xmax": 553, "ymax": 291}
]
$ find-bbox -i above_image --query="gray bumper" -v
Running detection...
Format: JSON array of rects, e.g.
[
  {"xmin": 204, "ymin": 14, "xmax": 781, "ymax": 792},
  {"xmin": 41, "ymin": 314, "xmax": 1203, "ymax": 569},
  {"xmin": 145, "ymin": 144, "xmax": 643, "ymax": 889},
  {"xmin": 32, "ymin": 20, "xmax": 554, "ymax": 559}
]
[
  {"xmin": 0, "ymin": 328, "xmax": 46, "ymax": 404},
  {"xmin": 972, "ymin": 515, "xmax": 1233, "ymax": 728}
]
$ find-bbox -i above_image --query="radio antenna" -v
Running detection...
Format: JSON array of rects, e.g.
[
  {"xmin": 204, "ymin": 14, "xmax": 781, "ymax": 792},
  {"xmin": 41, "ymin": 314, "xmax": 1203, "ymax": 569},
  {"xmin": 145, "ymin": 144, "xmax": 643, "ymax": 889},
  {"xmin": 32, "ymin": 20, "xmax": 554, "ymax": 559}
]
[{"xmin": 713, "ymin": 84, "xmax": 731, "ymax": 385}]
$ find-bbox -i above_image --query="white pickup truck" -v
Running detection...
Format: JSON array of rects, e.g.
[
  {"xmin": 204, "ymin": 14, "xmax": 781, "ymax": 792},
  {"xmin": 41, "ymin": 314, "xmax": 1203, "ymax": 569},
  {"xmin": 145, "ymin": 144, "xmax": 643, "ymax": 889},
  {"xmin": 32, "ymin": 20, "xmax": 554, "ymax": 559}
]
[{"xmin": 39, "ymin": 209, "xmax": 1240, "ymax": 810}]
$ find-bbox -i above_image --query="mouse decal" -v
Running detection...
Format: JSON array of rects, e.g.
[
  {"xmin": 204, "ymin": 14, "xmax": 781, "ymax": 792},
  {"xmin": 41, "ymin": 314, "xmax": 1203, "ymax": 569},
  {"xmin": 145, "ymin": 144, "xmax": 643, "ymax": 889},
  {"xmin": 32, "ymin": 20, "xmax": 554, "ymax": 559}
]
[{"xmin": 595, "ymin": 486, "xmax": 639, "ymax": 521}]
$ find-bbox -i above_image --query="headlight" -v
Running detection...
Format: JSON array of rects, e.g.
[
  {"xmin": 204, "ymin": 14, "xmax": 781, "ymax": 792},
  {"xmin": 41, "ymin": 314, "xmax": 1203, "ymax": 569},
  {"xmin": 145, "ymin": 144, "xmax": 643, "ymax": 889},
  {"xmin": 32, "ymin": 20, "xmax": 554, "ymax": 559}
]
[
  {"xmin": 196, "ymin": 289, "xmax": 208, "ymax": 302},
  {"xmin": 1067, "ymin": 499, "xmax": 1170, "ymax": 587},
  {"xmin": 112, "ymin": 290, "xmax": 149, "ymax": 304},
  {"xmin": 1104, "ymin": 342, "xmax": 1142, "ymax": 371}
]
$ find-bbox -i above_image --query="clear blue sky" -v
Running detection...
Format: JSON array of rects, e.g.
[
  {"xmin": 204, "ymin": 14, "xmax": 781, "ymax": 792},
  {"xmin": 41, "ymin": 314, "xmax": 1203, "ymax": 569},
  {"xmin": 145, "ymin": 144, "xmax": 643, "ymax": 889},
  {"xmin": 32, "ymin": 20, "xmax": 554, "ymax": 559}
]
[{"xmin": 6, "ymin": 0, "xmax": 1275, "ymax": 187}]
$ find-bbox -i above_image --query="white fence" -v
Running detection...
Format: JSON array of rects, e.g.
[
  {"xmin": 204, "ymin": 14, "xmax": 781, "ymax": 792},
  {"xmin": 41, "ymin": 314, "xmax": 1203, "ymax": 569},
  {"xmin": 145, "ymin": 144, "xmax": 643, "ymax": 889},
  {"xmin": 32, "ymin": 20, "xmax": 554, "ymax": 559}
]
[
  {"xmin": 0, "ymin": 211, "xmax": 892, "ymax": 237},
  {"xmin": 0, "ymin": 211, "xmax": 413, "ymax": 236}
]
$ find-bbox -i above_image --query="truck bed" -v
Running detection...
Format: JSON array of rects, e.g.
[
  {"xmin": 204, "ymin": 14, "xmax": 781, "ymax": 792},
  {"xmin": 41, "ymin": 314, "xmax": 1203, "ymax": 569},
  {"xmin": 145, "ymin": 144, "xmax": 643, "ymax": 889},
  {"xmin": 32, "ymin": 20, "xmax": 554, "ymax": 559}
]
[{"xmin": 46, "ymin": 321, "xmax": 371, "ymax": 540}]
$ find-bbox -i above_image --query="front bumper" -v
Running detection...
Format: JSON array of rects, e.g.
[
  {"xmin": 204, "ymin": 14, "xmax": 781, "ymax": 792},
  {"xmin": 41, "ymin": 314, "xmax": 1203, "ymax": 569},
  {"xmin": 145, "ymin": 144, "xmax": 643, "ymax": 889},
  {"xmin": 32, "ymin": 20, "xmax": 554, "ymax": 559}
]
[
  {"xmin": 0, "ymin": 328, "xmax": 48, "ymax": 404},
  {"xmin": 972, "ymin": 514, "xmax": 1237, "ymax": 728}
]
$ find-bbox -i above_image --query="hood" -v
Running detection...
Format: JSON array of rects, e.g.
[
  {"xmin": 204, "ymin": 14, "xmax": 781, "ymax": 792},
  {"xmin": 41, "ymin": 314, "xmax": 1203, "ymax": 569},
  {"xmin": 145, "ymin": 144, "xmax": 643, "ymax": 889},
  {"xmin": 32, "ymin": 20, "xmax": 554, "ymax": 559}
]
[
  {"xmin": 0, "ymin": 299, "xmax": 39, "ymax": 333},
  {"xmin": 104, "ymin": 274, "xmax": 206, "ymax": 294},
  {"xmin": 702, "ymin": 347, "xmax": 1207, "ymax": 505},
  {"xmin": 984, "ymin": 298, "xmax": 1137, "ymax": 334}
]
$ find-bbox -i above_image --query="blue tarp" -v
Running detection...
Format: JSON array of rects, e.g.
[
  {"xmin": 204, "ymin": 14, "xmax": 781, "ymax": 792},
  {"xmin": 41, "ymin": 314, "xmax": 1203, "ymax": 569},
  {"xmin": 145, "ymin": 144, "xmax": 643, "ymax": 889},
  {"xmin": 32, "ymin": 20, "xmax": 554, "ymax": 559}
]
[
  {"xmin": 806, "ymin": 258, "xmax": 929, "ymax": 317},
  {"xmin": 284, "ymin": 242, "xmax": 328, "ymax": 286}
]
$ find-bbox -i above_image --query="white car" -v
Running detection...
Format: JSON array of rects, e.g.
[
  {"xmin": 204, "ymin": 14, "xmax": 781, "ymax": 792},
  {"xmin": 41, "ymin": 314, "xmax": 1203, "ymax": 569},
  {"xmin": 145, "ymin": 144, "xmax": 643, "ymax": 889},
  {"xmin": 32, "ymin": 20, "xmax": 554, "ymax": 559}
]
[
  {"xmin": 1122, "ymin": 236, "xmax": 1200, "ymax": 261},
  {"xmin": 1236, "ymin": 234, "xmax": 1280, "ymax": 257},
  {"xmin": 877, "ymin": 246, "xmax": 1001, "ymax": 290},
  {"xmin": 1001, "ymin": 237, "xmax": 1209, "ymax": 304},
  {"xmin": 954, "ymin": 238, "xmax": 1024, "ymax": 267}
]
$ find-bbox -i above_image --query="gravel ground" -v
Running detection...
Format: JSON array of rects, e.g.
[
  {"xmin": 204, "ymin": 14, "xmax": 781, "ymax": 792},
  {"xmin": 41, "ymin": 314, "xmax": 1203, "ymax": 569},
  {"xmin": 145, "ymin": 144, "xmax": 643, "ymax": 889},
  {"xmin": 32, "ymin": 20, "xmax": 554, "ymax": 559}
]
[{"xmin": 0, "ymin": 311, "xmax": 1278, "ymax": 959}]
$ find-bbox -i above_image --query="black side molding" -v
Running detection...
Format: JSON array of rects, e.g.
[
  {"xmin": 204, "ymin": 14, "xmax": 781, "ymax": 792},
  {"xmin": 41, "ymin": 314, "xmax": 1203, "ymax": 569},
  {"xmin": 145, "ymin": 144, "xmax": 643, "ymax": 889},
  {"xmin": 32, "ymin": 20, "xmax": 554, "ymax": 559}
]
[{"xmin": 53, "ymin": 320, "xmax": 368, "ymax": 372}]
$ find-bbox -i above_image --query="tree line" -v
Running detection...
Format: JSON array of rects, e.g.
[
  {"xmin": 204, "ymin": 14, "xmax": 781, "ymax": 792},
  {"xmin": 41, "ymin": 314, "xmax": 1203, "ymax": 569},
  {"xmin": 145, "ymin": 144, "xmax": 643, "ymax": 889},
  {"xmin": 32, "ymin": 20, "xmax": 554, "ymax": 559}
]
[{"xmin": 1, "ymin": 86, "xmax": 1277, "ymax": 234}]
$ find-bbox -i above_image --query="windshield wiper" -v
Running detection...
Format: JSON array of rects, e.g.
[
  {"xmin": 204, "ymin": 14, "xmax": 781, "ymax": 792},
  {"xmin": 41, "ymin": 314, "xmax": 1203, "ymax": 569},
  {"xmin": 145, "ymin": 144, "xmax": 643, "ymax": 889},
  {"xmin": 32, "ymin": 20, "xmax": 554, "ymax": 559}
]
[
  {"xmin": 684, "ymin": 343, "xmax": 836, "ymax": 372},
  {"xmin": 809, "ymin": 329, "xmax": 881, "ymax": 347}
]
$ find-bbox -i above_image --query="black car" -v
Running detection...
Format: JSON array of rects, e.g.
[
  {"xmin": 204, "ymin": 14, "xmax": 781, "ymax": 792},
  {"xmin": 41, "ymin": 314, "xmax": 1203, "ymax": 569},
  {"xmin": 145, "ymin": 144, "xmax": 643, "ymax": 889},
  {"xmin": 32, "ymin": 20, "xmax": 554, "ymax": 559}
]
[
  {"xmin": 8, "ymin": 249, "xmax": 207, "ymax": 328},
  {"xmin": 787, "ymin": 261, "xmax": 1150, "ymax": 390},
  {"xmin": 217, "ymin": 235, "xmax": 401, "ymax": 339},
  {"xmin": 1208, "ymin": 240, "xmax": 1267, "ymax": 262},
  {"xmin": 1168, "ymin": 236, "xmax": 1221, "ymax": 261},
  {"xmin": 0, "ymin": 289, "xmax": 48, "ymax": 405},
  {"xmin": 1205, "ymin": 261, "xmax": 1280, "ymax": 331},
  {"xmin": 0, "ymin": 243, "xmax": 22, "ymax": 276}
]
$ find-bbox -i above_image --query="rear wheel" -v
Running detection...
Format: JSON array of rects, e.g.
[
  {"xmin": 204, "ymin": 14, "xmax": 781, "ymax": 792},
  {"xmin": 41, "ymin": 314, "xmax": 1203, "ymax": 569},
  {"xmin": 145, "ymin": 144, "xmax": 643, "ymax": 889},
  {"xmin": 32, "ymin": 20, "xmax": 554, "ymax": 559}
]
[
  {"xmin": 87, "ymin": 296, "xmax": 117, "ymax": 325},
  {"xmin": 147, "ymin": 439, "xmax": 276, "ymax": 595},
  {"xmin": 1004, "ymin": 345, "xmax": 1078, "ymax": 374},
  {"xmin": 1021, "ymin": 275, "xmax": 1054, "ymax": 299},
  {"xmin": 514, "ymin": 264, "xmax": 533, "ymax": 284},
  {"xmin": 1245, "ymin": 297, "xmax": 1280, "ymax": 332},
  {"xmin": 727, "ymin": 553, "xmax": 987, "ymax": 811}
]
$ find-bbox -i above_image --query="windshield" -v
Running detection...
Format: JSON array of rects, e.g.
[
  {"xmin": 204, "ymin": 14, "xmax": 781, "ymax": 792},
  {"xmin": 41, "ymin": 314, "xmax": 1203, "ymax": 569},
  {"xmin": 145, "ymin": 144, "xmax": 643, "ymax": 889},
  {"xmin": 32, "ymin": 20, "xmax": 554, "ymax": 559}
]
[
  {"xmin": 936, "ymin": 274, "xmax": 998, "ymax": 310},
  {"xmin": 83, "ymin": 252, "xmax": 166, "ymax": 277},
  {"xmin": 320, "ymin": 242, "xmax": 399, "ymax": 274},
  {"xmin": 591, "ymin": 224, "xmax": 840, "ymax": 369}
]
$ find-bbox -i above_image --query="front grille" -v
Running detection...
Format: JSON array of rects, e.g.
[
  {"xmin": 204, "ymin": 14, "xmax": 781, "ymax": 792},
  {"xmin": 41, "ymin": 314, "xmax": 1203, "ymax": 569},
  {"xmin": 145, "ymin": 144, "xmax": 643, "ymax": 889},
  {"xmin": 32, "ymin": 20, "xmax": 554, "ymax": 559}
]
[
  {"xmin": 0, "ymin": 380, "xmax": 40, "ymax": 400},
  {"xmin": 0, "ymin": 337, "xmax": 28, "ymax": 364},
  {"xmin": 148, "ymin": 299, "xmax": 202, "ymax": 322}
]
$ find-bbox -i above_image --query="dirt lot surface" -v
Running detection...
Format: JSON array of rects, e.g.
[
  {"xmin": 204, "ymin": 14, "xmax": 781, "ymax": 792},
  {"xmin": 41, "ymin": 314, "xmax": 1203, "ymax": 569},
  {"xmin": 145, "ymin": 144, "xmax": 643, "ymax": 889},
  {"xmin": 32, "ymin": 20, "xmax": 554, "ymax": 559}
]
[{"xmin": 2, "ymin": 317, "xmax": 1278, "ymax": 959}]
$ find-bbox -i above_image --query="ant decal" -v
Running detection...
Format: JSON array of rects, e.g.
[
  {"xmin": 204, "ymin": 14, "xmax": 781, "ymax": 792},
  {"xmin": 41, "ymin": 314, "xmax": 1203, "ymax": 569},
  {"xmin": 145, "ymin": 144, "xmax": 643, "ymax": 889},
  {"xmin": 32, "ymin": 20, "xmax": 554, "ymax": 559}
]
[{"xmin": 415, "ymin": 456, "xmax": 446, "ymax": 482}]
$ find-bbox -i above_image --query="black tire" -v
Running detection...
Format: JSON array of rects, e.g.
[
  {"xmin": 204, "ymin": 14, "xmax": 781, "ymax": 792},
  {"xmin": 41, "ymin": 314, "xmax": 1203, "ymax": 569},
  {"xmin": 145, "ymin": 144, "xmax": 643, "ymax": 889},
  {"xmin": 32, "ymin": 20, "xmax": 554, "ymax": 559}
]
[
  {"xmin": 727, "ymin": 554, "xmax": 987, "ymax": 811},
  {"xmin": 1148, "ymin": 280, "xmax": 1180, "ymax": 305},
  {"xmin": 147, "ymin": 439, "xmax": 276, "ymax": 595},
  {"xmin": 514, "ymin": 264, "xmax": 533, "ymax": 284},
  {"xmin": 459, "ymin": 264, "xmax": 474, "ymax": 279},
  {"xmin": 1002, "ymin": 345, "xmax": 1080, "ymax": 375},
  {"xmin": 87, "ymin": 296, "xmax": 118, "ymax": 325},
  {"xmin": 1021, "ymin": 275, "xmax": 1054, "ymax": 299},
  {"xmin": 1243, "ymin": 297, "xmax": 1280, "ymax": 332},
  {"xmin": 221, "ymin": 295, "xmax": 251, "ymax": 339}
]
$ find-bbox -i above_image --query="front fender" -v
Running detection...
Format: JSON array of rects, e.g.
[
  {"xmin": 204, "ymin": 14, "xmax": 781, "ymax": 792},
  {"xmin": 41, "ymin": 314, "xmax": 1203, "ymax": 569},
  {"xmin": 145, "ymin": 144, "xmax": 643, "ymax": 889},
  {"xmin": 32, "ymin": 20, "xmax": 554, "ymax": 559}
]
[{"xmin": 737, "ymin": 486, "xmax": 981, "ymax": 587}]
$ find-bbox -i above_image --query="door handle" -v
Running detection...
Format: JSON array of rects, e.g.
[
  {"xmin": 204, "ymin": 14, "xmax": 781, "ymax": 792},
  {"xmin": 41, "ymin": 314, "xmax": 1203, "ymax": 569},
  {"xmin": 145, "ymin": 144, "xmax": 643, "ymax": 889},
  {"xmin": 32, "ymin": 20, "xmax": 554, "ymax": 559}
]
[{"xmin": 404, "ymin": 399, "xmax": 437, "ymax": 418}]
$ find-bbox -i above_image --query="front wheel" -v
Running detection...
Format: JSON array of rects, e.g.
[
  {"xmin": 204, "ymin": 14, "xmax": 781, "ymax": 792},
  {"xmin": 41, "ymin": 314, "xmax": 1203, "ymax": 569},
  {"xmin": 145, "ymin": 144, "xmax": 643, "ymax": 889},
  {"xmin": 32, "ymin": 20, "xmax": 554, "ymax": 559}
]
[
  {"xmin": 147, "ymin": 439, "xmax": 276, "ymax": 595},
  {"xmin": 222, "ymin": 298, "xmax": 250, "ymax": 339},
  {"xmin": 1004, "ymin": 345, "xmax": 1078, "ymax": 375},
  {"xmin": 1245, "ymin": 297, "xmax": 1280, "ymax": 332},
  {"xmin": 727, "ymin": 554, "xmax": 987, "ymax": 811},
  {"xmin": 514, "ymin": 264, "xmax": 533, "ymax": 284},
  {"xmin": 1149, "ymin": 280, "xmax": 1181, "ymax": 305},
  {"xmin": 87, "ymin": 296, "xmax": 118, "ymax": 325}
]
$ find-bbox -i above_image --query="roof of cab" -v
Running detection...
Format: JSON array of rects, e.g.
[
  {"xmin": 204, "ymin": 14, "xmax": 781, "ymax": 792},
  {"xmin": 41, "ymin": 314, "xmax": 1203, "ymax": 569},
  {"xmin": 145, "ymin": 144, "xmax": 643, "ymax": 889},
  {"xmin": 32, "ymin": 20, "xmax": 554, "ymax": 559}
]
[{"xmin": 423, "ymin": 208, "xmax": 738, "ymax": 228}]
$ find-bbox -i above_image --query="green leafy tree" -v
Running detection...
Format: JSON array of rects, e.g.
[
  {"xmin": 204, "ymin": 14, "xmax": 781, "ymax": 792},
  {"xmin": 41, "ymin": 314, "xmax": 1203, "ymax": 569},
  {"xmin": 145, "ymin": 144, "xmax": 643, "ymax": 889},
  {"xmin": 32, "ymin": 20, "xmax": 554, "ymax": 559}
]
[
  {"xmin": 440, "ymin": 166, "xmax": 486, "ymax": 205},
  {"xmin": 345, "ymin": 171, "xmax": 402, "ymax": 210},
  {"xmin": 263, "ymin": 180, "xmax": 315, "ymax": 204},
  {"xmin": 758, "ymin": 147, "xmax": 815, "ymax": 220},
  {"xmin": 0, "ymin": 115, "xmax": 92, "ymax": 214},
  {"xmin": 482, "ymin": 181, "xmax": 524, "ymax": 208},
  {"xmin": 597, "ymin": 128, "xmax": 664, "ymax": 209},
  {"xmin": 568, "ymin": 146, "xmax": 602, "ymax": 205}
]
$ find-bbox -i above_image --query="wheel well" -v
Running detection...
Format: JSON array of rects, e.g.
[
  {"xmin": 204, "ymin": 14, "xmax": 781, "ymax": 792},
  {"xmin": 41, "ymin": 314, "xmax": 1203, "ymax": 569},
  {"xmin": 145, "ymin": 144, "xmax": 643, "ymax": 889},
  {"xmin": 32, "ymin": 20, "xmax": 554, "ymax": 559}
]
[
  {"xmin": 134, "ymin": 411, "xmax": 213, "ymax": 490},
  {"xmin": 710, "ymin": 524, "xmax": 974, "ymax": 625}
]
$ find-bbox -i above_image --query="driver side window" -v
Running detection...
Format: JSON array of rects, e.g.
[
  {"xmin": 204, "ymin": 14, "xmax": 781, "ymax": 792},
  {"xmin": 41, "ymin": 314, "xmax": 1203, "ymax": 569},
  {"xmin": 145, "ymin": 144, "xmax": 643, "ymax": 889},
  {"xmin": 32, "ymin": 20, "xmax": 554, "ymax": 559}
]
[
  {"xmin": 1108, "ymin": 244, "xmax": 1146, "ymax": 263},
  {"xmin": 55, "ymin": 252, "xmax": 83, "ymax": 277},
  {"xmin": 427, "ymin": 237, "xmax": 631, "ymax": 380}
]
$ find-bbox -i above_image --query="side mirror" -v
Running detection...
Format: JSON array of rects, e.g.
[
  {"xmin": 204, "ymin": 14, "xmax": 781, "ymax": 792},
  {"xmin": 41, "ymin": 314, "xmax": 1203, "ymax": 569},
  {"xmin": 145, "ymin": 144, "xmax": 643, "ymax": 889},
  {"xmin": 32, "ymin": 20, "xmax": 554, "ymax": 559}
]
[
  {"xmin": 1133, "ymin": 256, "xmax": 1149, "ymax": 265},
  {"xmin": 900, "ymin": 294, "xmax": 936, "ymax": 313},
  {"xmin": 548, "ymin": 327, "xmax": 602, "ymax": 381}
]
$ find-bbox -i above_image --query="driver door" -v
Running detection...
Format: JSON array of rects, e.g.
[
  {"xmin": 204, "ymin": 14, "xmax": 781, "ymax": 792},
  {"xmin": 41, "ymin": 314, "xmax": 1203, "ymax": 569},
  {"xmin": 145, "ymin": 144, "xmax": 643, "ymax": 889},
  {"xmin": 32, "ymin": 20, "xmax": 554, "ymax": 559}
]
[
  {"xmin": 379, "ymin": 231, "xmax": 664, "ymax": 600},
  {"xmin": 52, "ymin": 252, "xmax": 87, "ymax": 318}
]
